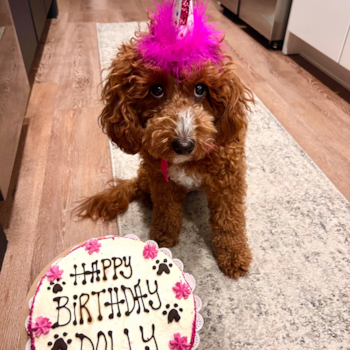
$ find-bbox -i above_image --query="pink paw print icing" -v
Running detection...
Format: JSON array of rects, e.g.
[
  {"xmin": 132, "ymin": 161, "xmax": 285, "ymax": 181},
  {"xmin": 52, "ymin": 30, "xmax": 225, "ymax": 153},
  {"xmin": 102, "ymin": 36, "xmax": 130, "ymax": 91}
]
[
  {"xmin": 172, "ymin": 281, "xmax": 191, "ymax": 299},
  {"xmin": 169, "ymin": 333, "xmax": 191, "ymax": 350},
  {"xmin": 85, "ymin": 239, "xmax": 102, "ymax": 254},
  {"xmin": 31, "ymin": 316, "xmax": 52, "ymax": 337},
  {"xmin": 143, "ymin": 244, "xmax": 158, "ymax": 259},
  {"xmin": 45, "ymin": 265, "xmax": 63, "ymax": 282}
]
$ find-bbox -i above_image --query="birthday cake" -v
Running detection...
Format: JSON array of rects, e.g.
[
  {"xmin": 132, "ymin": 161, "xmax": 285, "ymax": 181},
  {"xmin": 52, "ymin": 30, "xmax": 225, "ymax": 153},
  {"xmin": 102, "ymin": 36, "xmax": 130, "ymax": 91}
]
[{"xmin": 25, "ymin": 235, "xmax": 203, "ymax": 350}]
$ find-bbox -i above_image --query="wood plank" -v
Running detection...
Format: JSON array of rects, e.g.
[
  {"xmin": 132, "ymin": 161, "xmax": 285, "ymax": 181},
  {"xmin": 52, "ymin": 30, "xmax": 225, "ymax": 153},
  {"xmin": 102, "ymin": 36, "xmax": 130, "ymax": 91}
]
[
  {"xmin": 30, "ymin": 106, "xmax": 118, "ymax": 279},
  {"xmin": 56, "ymin": 0, "xmax": 70, "ymax": 13},
  {"xmin": 68, "ymin": 0, "xmax": 149, "ymax": 23},
  {"xmin": 31, "ymin": 14, "xmax": 70, "ymax": 84},
  {"xmin": 54, "ymin": 22, "xmax": 102, "ymax": 109}
]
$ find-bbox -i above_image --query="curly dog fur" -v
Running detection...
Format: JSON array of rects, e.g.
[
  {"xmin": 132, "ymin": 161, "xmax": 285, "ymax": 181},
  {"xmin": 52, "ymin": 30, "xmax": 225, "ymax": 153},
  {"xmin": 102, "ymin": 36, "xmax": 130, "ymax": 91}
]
[{"xmin": 75, "ymin": 37, "xmax": 254, "ymax": 279}]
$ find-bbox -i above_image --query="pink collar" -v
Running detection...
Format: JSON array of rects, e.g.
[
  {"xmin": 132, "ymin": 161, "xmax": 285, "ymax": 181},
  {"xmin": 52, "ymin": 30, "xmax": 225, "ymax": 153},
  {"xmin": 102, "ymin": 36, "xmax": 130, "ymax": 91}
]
[
  {"xmin": 160, "ymin": 144, "xmax": 215, "ymax": 182},
  {"xmin": 161, "ymin": 159, "xmax": 169, "ymax": 182}
]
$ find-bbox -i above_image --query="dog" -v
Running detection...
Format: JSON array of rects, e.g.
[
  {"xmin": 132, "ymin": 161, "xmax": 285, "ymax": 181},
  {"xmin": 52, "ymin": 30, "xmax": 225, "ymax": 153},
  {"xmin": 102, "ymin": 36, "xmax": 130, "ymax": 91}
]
[{"xmin": 76, "ymin": 1, "xmax": 254, "ymax": 279}]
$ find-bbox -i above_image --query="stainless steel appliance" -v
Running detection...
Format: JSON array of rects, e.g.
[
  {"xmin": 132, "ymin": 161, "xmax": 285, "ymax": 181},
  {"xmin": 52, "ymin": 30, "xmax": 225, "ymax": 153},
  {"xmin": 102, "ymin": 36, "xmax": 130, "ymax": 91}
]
[
  {"xmin": 239, "ymin": 0, "xmax": 293, "ymax": 47},
  {"xmin": 220, "ymin": 0, "xmax": 240, "ymax": 15}
]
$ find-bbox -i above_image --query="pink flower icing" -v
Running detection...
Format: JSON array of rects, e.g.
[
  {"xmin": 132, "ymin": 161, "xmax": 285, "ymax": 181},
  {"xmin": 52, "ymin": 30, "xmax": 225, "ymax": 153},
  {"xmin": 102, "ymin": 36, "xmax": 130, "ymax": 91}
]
[
  {"xmin": 143, "ymin": 244, "xmax": 158, "ymax": 259},
  {"xmin": 31, "ymin": 316, "xmax": 52, "ymax": 337},
  {"xmin": 169, "ymin": 333, "xmax": 191, "ymax": 350},
  {"xmin": 85, "ymin": 239, "xmax": 102, "ymax": 254},
  {"xmin": 172, "ymin": 281, "xmax": 191, "ymax": 299},
  {"xmin": 45, "ymin": 265, "xmax": 63, "ymax": 282}
]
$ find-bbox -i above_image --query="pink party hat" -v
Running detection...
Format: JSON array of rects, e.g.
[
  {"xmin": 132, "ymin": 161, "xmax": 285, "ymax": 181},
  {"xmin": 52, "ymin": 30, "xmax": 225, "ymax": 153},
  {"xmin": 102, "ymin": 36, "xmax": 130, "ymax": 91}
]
[{"xmin": 137, "ymin": 0, "xmax": 225, "ymax": 77}]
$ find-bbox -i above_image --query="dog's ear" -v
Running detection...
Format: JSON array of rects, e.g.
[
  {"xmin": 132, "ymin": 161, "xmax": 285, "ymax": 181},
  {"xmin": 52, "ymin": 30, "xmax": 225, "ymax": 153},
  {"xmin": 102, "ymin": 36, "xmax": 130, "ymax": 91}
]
[
  {"xmin": 213, "ymin": 62, "xmax": 254, "ymax": 145},
  {"xmin": 100, "ymin": 41, "xmax": 145, "ymax": 155}
]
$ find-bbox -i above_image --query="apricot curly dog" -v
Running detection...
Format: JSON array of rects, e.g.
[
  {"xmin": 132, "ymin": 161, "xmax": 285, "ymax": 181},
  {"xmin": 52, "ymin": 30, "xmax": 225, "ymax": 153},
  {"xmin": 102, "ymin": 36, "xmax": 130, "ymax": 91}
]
[{"xmin": 76, "ymin": 4, "xmax": 254, "ymax": 279}]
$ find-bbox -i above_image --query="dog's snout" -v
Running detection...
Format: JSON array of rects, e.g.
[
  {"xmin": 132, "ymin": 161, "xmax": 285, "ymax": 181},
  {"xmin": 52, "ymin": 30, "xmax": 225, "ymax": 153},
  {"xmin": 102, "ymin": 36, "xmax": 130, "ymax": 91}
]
[{"xmin": 172, "ymin": 139, "xmax": 195, "ymax": 155}]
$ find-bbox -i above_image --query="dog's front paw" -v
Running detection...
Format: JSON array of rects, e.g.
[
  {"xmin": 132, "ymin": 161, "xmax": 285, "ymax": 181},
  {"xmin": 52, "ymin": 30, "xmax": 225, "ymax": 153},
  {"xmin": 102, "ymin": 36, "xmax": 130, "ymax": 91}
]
[
  {"xmin": 150, "ymin": 227, "xmax": 179, "ymax": 248},
  {"xmin": 140, "ymin": 192, "xmax": 153, "ymax": 209},
  {"xmin": 216, "ymin": 248, "xmax": 252, "ymax": 279}
]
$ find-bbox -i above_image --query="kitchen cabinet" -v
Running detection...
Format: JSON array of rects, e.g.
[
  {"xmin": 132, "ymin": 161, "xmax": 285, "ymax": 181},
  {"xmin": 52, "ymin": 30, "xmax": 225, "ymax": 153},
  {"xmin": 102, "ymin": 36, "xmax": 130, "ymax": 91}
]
[
  {"xmin": 8, "ymin": 0, "xmax": 38, "ymax": 72},
  {"xmin": 283, "ymin": 0, "xmax": 350, "ymax": 89},
  {"xmin": 286, "ymin": 0, "xmax": 350, "ymax": 62},
  {"xmin": 29, "ymin": 0, "xmax": 47, "ymax": 40},
  {"xmin": 0, "ymin": 0, "xmax": 58, "ymax": 200},
  {"xmin": 239, "ymin": 0, "xmax": 292, "ymax": 43},
  {"xmin": 8, "ymin": 0, "xmax": 57, "ymax": 72},
  {"xmin": 340, "ymin": 28, "xmax": 350, "ymax": 71},
  {"xmin": 220, "ymin": 0, "xmax": 240, "ymax": 15},
  {"xmin": 0, "ymin": 0, "xmax": 30, "ymax": 200}
]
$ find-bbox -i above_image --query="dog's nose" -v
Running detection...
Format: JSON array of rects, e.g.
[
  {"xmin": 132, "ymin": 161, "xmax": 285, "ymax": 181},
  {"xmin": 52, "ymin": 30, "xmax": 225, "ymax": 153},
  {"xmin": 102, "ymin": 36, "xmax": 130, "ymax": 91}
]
[{"xmin": 172, "ymin": 139, "xmax": 195, "ymax": 155}]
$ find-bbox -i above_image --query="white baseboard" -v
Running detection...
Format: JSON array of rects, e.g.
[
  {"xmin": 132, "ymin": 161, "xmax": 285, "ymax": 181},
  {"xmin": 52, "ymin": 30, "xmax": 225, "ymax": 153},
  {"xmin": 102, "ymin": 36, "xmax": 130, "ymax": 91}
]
[{"xmin": 283, "ymin": 32, "xmax": 350, "ymax": 91}]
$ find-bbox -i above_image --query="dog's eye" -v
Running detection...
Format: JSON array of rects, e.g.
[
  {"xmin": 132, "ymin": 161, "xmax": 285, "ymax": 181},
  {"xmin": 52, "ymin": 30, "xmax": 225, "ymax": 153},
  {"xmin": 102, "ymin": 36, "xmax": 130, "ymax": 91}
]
[
  {"xmin": 194, "ymin": 84, "xmax": 207, "ymax": 98},
  {"xmin": 150, "ymin": 84, "xmax": 164, "ymax": 98}
]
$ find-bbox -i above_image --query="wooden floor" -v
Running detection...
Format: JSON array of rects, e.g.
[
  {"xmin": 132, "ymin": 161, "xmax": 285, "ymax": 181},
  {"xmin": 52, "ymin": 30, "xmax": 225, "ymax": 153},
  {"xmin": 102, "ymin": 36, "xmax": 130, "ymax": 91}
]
[{"xmin": 0, "ymin": 1, "xmax": 349, "ymax": 349}]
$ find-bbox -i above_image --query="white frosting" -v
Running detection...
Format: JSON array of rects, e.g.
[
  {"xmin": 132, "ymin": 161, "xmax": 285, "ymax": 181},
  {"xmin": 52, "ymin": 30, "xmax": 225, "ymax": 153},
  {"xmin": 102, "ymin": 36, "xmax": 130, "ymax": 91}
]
[
  {"xmin": 25, "ymin": 315, "xmax": 30, "ymax": 333},
  {"xmin": 193, "ymin": 333, "xmax": 200, "ymax": 349},
  {"xmin": 194, "ymin": 295, "xmax": 202, "ymax": 312},
  {"xmin": 184, "ymin": 273, "xmax": 196, "ymax": 291},
  {"xmin": 29, "ymin": 237, "xmax": 197, "ymax": 350},
  {"xmin": 159, "ymin": 247, "xmax": 172, "ymax": 258},
  {"xmin": 173, "ymin": 259, "xmax": 184, "ymax": 272},
  {"xmin": 28, "ymin": 296, "xmax": 34, "ymax": 310}
]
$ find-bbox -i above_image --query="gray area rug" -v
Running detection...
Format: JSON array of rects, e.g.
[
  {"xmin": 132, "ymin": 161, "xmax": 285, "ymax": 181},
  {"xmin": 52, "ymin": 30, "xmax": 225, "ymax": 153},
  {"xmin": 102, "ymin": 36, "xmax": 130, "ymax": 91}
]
[{"xmin": 97, "ymin": 22, "xmax": 350, "ymax": 350}]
